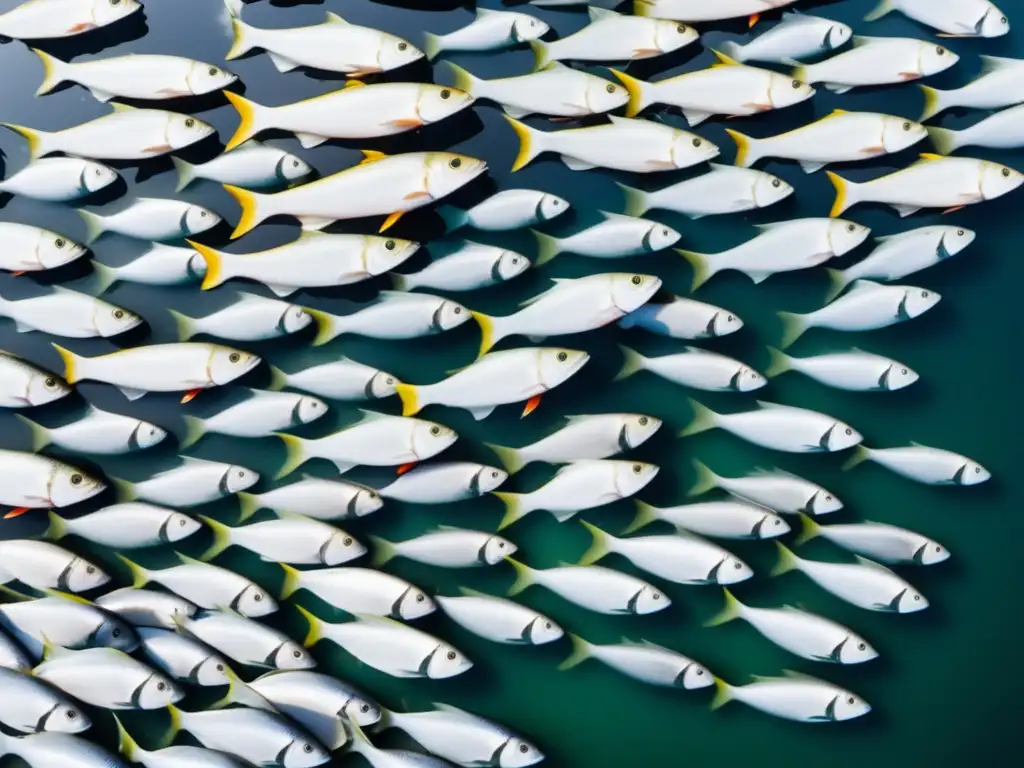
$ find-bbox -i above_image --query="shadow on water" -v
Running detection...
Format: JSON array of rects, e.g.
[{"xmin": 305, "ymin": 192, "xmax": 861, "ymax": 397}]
[{"xmin": 23, "ymin": 11, "xmax": 150, "ymax": 60}]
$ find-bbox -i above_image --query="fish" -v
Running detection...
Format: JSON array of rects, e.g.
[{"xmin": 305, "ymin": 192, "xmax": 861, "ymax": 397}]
[
  {"xmin": 85, "ymin": 244, "xmax": 207, "ymax": 293},
  {"xmin": 43, "ymin": 504, "xmax": 200, "ymax": 549},
  {"xmin": 559, "ymin": 634, "xmax": 714, "ymax": 689},
  {"xmin": 0, "ymin": 628, "xmax": 32, "ymax": 671},
  {"xmin": 0, "ymin": 287, "xmax": 142, "ymax": 338},
  {"xmin": 506, "ymin": 115, "xmax": 717, "ymax": 174},
  {"xmin": 494, "ymin": 460, "xmax": 659, "ymax": 530},
  {"xmin": 615, "ymin": 345, "xmax": 766, "ymax": 392},
  {"xmin": 796, "ymin": 514, "xmax": 950, "ymax": 566},
  {"xmin": 115, "ymin": 716, "xmax": 248, "ymax": 768},
  {"xmin": 438, "ymin": 188, "xmax": 569, "ymax": 232},
  {"xmin": 682, "ymin": 399, "xmax": 863, "ymax": 454},
  {"xmin": 435, "ymin": 588, "xmax": 564, "ymax": 645},
  {"xmin": 52, "ymin": 342, "xmax": 261, "ymax": 402},
  {"xmin": 824, "ymin": 225, "xmax": 976, "ymax": 301},
  {"xmin": 111, "ymin": 457, "xmax": 258, "ymax": 507},
  {"xmin": 236, "ymin": 476, "xmax": 383, "ymax": 522},
  {"xmin": 728, "ymin": 110, "xmax": 928, "ymax": 174},
  {"xmin": 531, "ymin": 8, "xmax": 699, "ymax": 69},
  {"xmin": 617, "ymin": 164, "xmax": 792, "ymax": 219},
  {"xmin": 470, "ymin": 273, "xmax": 661, "ymax": 356},
  {"xmin": 371, "ymin": 528, "xmax": 516, "ymax": 569},
  {"xmin": 174, "ymin": 609, "xmax": 315, "ymax": 670},
  {"xmin": 618, "ymin": 296, "xmax": 744, "ymax": 339},
  {"xmin": 181, "ymin": 389, "xmax": 326, "ymax": 448},
  {"xmin": 843, "ymin": 443, "xmax": 990, "ymax": 485},
  {"xmin": 224, "ymin": 83, "xmax": 473, "ymax": 151},
  {"xmin": 376, "ymin": 462, "xmax": 507, "ymax": 504},
  {"xmin": 95, "ymin": 588, "xmax": 196, "ymax": 630},
  {"xmin": 485, "ymin": 413, "xmax": 662, "ymax": 474},
  {"xmin": 33, "ymin": 643, "xmax": 183, "ymax": 710},
  {"xmin": 919, "ymin": 55, "xmax": 1024, "ymax": 121},
  {"xmin": 165, "ymin": 704, "xmax": 329, "ymax": 768},
  {"xmin": 579, "ymin": 521, "xmax": 754, "ymax": 585},
  {"xmin": 711, "ymin": 671, "xmax": 871, "ymax": 722},
  {"xmin": 778, "ymin": 280, "xmax": 942, "ymax": 348},
  {"xmin": 393, "ymin": 241, "xmax": 529, "ymax": 293},
  {"xmin": 375, "ymin": 704, "xmax": 544, "ymax": 768},
  {"xmin": 828, "ymin": 154, "xmax": 1024, "ymax": 218},
  {"xmin": 79, "ymin": 198, "xmax": 220, "ymax": 245},
  {"xmin": 773, "ymin": 543, "xmax": 928, "ymax": 613},
  {"xmin": 119, "ymin": 552, "xmax": 275, "ymax": 618},
  {"xmin": 0, "ymin": 590, "xmax": 137, "ymax": 658},
  {"xmin": 0, "ymin": 159, "xmax": 118, "ymax": 203},
  {"xmin": 720, "ymin": 11, "xmax": 853, "ymax": 65},
  {"xmin": 612, "ymin": 51, "xmax": 814, "ymax": 125},
  {"xmin": 634, "ymin": 0, "xmax": 800, "ymax": 24},
  {"xmin": 425, "ymin": 9, "xmax": 548, "ymax": 60},
  {"xmin": 168, "ymin": 294, "xmax": 311, "ymax": 343},
  {"xmin": 766, "ymin": 348, "xmax": 919, "ymax": 392},
  {"xmin": 0, "ymin": 0, "xmax": 141, "ymax": 41},
  {"xmin": 865, "ymin": 0, "xmax": 1009, "ymax": 38},
  {"xmin": 0, "ymin": 352, "xmax": 70, "ymax": 408},
  {"xmin": 199, "ymin": 513, "xmax": 365, "ymax": 567},
  {"xmin": 306, "ymin": 292, "xmax": 470, "ymax": 345},
  {"xmin": 506, "ymin": 558, "xmax": 669, "ymax": 615},
  {"xmin": 532, "ymin": 212, "xmax": 680, "ymax": 264},
  {"xmin": 706, "ymin": 588, "xmax": 878, "ymax": 664},
  {"xmin": 192, "ymin": 232, "xmax": 418, "ymax": 297},
  {"xmin": 17, "ymin": 405, "xmax": 166, "ymax": 456},
  {"xmin": 446, "ymin": 61, "xmax": 625, "ymax": 121},
  {"xmin": 173, "ymin": 142, "xmax": 311, "ymax": 193},
  {"xmin": 269, "ymin": 358, "xmax": 399, "ymax": 402},
  {"xmin": 280, "ymin": 564, "xmax": 435, "ymax": 621},
  {"xmin": 0, "ymin": 224, "xmax": 87, "ymax": 274},
  {"xmin": 136, "ymin": 627, "xmax": 233, "ymax": 687},
  {"xmin": 928, "ymin": 104, "xmax": 1024, "ymax": 155},
  {"xmin": 33, "ymin": 50, "xmax": 238, "ymax": 101},
  {"xmin": 0, "ymin": 451, "xmax": 105, "ymax": 517},
  {"xmin": 300, "ymin": 610, "xmax": 471, "ymax": 680},
  {"xmin": 225, "ymin": 150, "xmax": 487, "ymax": 238},
  {"xmin": 1, "ymin": 104, "xmax": 214, "ymax": 162},
  {"xmin": 793, "ymin": 37, "xmax": 958, "ymax": 94},
  {"xmin": 625, "ymin": 498, "xmax": 791, "ymax": 539},
  {"xmin": 345, "ymin": 718, "xmax": 452, "ymax": 768},
  {"xmin": 689, "ymin": 459, "xmax": 843, "ymax": 516},
  {"xmin": 275, "ymin": 411, "xmax": 458, "ymax": 477},
  {"xmin": 395, "ymin": 347, "xmax": 589, "ymax": 420},
  {"xmin": 0, "ymin": 665, "xmax": 89, "ymax": 734},
  {"xmin": 224, "ymin": 2, "xmax": 422, "ymax": 78},
  {"xmin": 0, "ymin": 731, "xmax": 130, "ymax": 768},
  {"xmin": 679, "ymin": 218, "xmax": 870, "ymax": 290}
]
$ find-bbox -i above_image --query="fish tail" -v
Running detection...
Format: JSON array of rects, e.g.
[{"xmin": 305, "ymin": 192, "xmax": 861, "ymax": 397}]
[
  {"xmin": 676, "ymin": 249, "xmax": 714, "ymax": 291},
  {"xmin": 80, "ymin": 262, "xmax": 119, "ymax": 296},
  {"xmin": 223, "ymin": 184, "xmax": 269, "ymax": 240},
  {"xmin": 210, "ymin": 668, "xmax": 271, "ymax": 710},
  {"xmin": 863, "ymin": 0, "xmax": 894, "ymax": 22},
  {"xmin": 704, "ymin": 588, "xmax": 745, "ymax": 627},
  {"xmin": 622, "ymin": 500, "xmax": 658, "ymax": 535},
  {"xmin": 50, "ymin": 344, "xmax": 82, "ymax": 384},
  {"xmin": 266, "ymin": 366, "xmax": 287, "ymax": 393},
  {"xmin": 305, "ymin": 308, "xmax": 340, "ymax": 347},
  {"xmin": 171, "ymin": 157, "xmax": 197, "ymax": 193},
  {"xmin": 494, "ymin": 492, "xmax": 527, "ymax": 530},
  {"xmin": 274, "ymin": 433, "xmax": 308, "ymax": 479},
  {"xmin": 718, "ymin": 40, "xmax": 747, "ymax": 63},
  {"xmin": 166, "ymin": 309, "xmax": 197, "ymax": 342},
  {"xmin": 632, "ymin": 0, "xmax": 656, "ymax": 18},
  {"xmin": 279, "ymin": 563, "xmax": 302, "ymax": 599},
  {"xmin": 112, "ymin": 714, "xmax": 139, "ymax": 762},
  {"xmin": 196, "ymin": 515, "xmax": 232, "ymax": 561},
  {"xmin": 613, "ymin": 344, "xmax": 646, "ymax": 382},
  {"xmin": 530, "ymin": 228, "xmax": 561, "ymax": 265},
  {"xmin": 162, "ymin": 704, "xmax": 182, "ymax": 749},
  {"xmin": 724, "ymin": 128, "xmax": 759, "ymax": 168},
  {"xmin": 776, "ymin": 311, "xmax": 808, "ymax": 350},
  {"xmin": 826, "ymin": 171, "xmax": 858, "ymax": 218},
  {"xmin": 793, "ymin": 513, "xmax": 822, "ymax": 546},
  {"xmin": 368, "ymin": 535, "xmax": 398, "ymax": 567},
  {"xmin": 185, "ymin": 239, "xmax": 228, "ymax": 290},
  {"xmin": 557, "ymin": 633, "xmax": 592, "ymax": 671},
  {"xmin": 918, "ymin": 85, "xmax": 948, "ymax": 122},
  {"xmin": 615, "ymin": 182, "xmax": 650, "ymax": 217},
  {"xmin": 504, "ymin": 557, "xmax": 535, "ymax": 596},
  {"xmin": 710, "ymin": 677, "xmax": 735, "ymax": 710},
  {"xmin": 770, "ymin": 542, "xmax": 800, "ymax": 577},
  {"xmin": 577, "ymin": 520, "xmax": 612, "ymax": 566},
  {"xmin": 764, "ymin": 347, "xmax": 792, "ymax": 379},
  {"xmin": 225, "ymin": 6, "xmax": 255, "ymax": 60},
  {"xmin": 223, "ymin": 91, "xmax": 269, "ymax": 151},
  {"xmin": 437, "ymin": 204, "xmax": 469, "ymax": 234},
  {"xmin": 41, "ymin": 509, "xmax": 68, "ymax": 541},
  {"xmin": 687, "ymin": 459, "xmax": 720, "ymax": 497},
  {"xmin": 841, "ymin": 444, "xmax": 871, "ymax": 472},
  {"xmin": 14, "ymin": 414, "xmax": 50, "ymax": 452},
  {"xmin": 528, "ymin": 39, "xmax": 551, "ymax": 72},
  {"xmin": 110, "ymin": 477, "xmax": 137, "ymax": 503},
  {"xmin": 394, "ymin": 383, "xmax": 422, "ymax": 417},
  {"xmin": 372, "ymin": 707, "xmax": 395, "ymax": 734},
  {"xmin": 609, "ymin": 68, "xmax": 650, "ymax": 118},
  {"xmin": 470, "ymin": 311, "xmax": 504, "ymax": 358},
  {"xmin": 926, "ymin": 125, "xmax": 960, "ymax": 155},
  {"xmin": 236, "ymin": 491, "xmax": 260, "ymax": 522},
  {"xmin": 116, "ymin": 554, "xmax": 150, "ymax": 589},
  {"xmin": 179, "ymin": 415, "xmax": 207, "ymax": 450},
  {"xmin": 77, "ymin": 209, "xmax": 106, "ymax": 246},
  {"xmin": 503, "ymin": 115, "xmax": 543, "ymax": 172},
  {"xmin": 32, "ymin": 49, "xmax": 70, "ymax": 96},
  {"xmin": 389, "ymin": 272, "xmax": 411, "ymax": 291},
  {"xmin": 423, "ymin": 32, "xmax": 443, "ymax": 61},
  {"xmin": 823, "ymin": 267, "xmax": 850, "ymax": 303},
  {"xmin": 295, "ymin": 604, "xmax": 323, "ymax": 647},
  {"xmin": 0, "ymin": 123, "xmax": 50, "ymax": 161},
  {"xmin": 484, "ymin": 442, "xmax": 525, "ymax": 475},
  {"xmin": 679, "ymin": 398, "xmax": 718, "ymax": 438},
  {"xmin": 444, "ymin": 61, "xmax": 480, "ymax": 97}
]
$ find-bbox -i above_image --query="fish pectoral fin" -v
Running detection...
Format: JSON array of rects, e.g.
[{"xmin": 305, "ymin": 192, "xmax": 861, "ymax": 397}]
[
  {"xmin": 3, "ymin": 507, "xmax": 32, "ymax": 519},
  {"xmin": 898, "ymin": 72, "xmax": 922, "ymax": 81},
  {"xmin": 891, "ymin": 204, "xmax": 921, "ymax": 218},
  {"xmin": 561, "ymin": 156, "xmax": 598, "ymax": 171},
  {"xmin": 387, "ymin": 118, "xmax": 424, "ymax": 128},
  {"xmin": 860, "ymin": 145, "xmax": 885, "ymax": 155},
  {"xmin": 402, "ymin": 190, "xmax": 432, "ymax": 201},
  {"xmin": 824, "ymin": 83, "xmax": 853, "ymax": 94},
  {"xmin": 504, "ymin": 106, "xmax": 531, "ymax": 119},
  {"xmin": 67, "ymin": 22, "xmax": 98, "ymax": 33},
  {"xmin": 521, "ymin": 395, "xmax": 542, "ymax": 418},
  {"xmin": 88, "ymin": 88, "xmax": 115, "ymax": 102},
  {"xmin": 180, "ymin": 388, "xmax": 203, "ymax": 404},
  {"xmin": 117, "ymin": 386, "xmax": 148, "ymax": 401},
  {"xmin": 798, "ymin": 160, "xmax": 828, "ymax": 173},
  {"xmin": 681, "ymin": 109, "xmax": 712, "ymax": 126},
  {"xmin": 467, "ymin": 405, "xmax": 496, "ymax": 420},
  {"xmin": 297, "ymin": 216, "xmax": 335, "ymax": 231},
  {"xmin": 265, "ymin": 284, "xmax": 297, "ymax": 297},
  {"xmin": 632, "ymin": 48, "xmax": 662, "ymax": 57},
  {"xmin": 267, "ymin": 52, "xmax": 300, "ymax": 73},
  {"xmin": 13, "ymin": 321, "xmax": 35, "ymax": 334},
  {"xmin": 333, "ymin": 461, "xmax": 357, "ymax": 474},
  {"xmin": 143, "ymin": 144, "xmax": 173, "ymax": 154},
  {"xmin": 942, "ymin": 205, "xmax": 966, "ymax": 215},
  {"xmin": 295, "ymin": 132, "xmax": 328, "ymax": 149},
  {"xmin": 380, "ymin": 211, "xmax": 404, "ymax": 232}
]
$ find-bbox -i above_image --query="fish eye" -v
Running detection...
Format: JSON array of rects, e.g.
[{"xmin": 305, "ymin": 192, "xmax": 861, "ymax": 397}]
[
  {"xmin": 343, "ymin": 536, "xmax": 353, "ymax": 546},
  {"xmin": 446, "ymin": 651, "xmax": 457, "ymax": 660},
  {"xmin": 385, "ymin": 239, "xmax": 396, "ymax": 250},
  {"xmin": 209, "ymin": 67, "xmax": 218, "ymax": 76},
  {"xmin": 662, "ymin": 228, "xmax": 669, "ymax": 236},
  {"xmin": 921, "ymin": 290, "xmax": 929, "ymax": 298},
  {"xmin": 440, "ymin": 89, "xmax": 451, "ymax": 99},
  {"xmin": 936, "ymin": 46, "xmax": 945, "ymax": 55},
  {"xmin": 86, "ymin": 564, "xmax": 95, "ymax": 573},
  {"xmin": 957, "ymin": 229, "xmax": 964, "ymax": 235},
  {"xmin": 913, "ymin": 594, "xmax": 921, "ymax": 600},
  {"xmin": 847, "ymin": 696, "xmax": 855, "ymax": 704},
  {"xmin": 229, "ymin": 352, "xmax": 241, "ymax": 363},
  {"xmin": 491, "ymin": 471, "xmax": 499, "ymax": 478},
  {"xmin": 185, "ymin": 118, "xmax": 195, "ymax": 128},
  {"xmin": 692, "ymin": 138, "xmax": 702, "ymax": 147},
  {"xmin": 1002, "ymin": 16, "xmax": 1008, "ymax": 23},
  {"xmin": 157, "ymin": 682, "xmax": 166, "ymax": 691},
  {"xmin": 632, "ymin": 463, "xmax": 642, "ymax": 474},
  {"xmin": 974, "ymin": 466, "xmax": 981, "ymax": 473},
  {"xmin": 545, "ymin": 622, "xmax": 551, "ymax": 629},
  {"xmin": 44, "ymin": 377, "xmax": 56, "ymax": 388},
  {"xmin": 511, "ymin": 257, "xmax": 519, "ymax": 264},
  {"xmin": 95, "ymin": 168, "xmax": 102, "ymax": 175},
  {"xmin": 113, "ymin": 309, "xmax": 124, "ymax": 319},
  {"xmin": 361, "ymin": 703, "xmax": 370, "ymax": 712},
  {"xmin": 845, "ymin": 428, "xmax": 852, "ymax": 435},
  {"xmin": 430, "ymin": 425, "xmax": 441, "ymax": 435},
  {"xmin": 416, "ymin": 593, "xmax": 425, "ymax": 602},
  {"xmin": 72, "ymin": 474, "xmax": 84, "ymax": 486},
  {"xmin": 846, "ymin": 223, "xmax": 855, "ymax": 232},
  {"xmin": 935, "ymin": 545, "xmax": 942, "ymax": 551},
  {"xmin": 652, "ymin": 592, "xmax": 660, "ymax": 600},
  {"xmin": 368, "ymin": 491, "xmax": 379, "ymax": 499},
  {"xmin": 1002, "ymin": 168, "xmax": 1011, "ymax": 177},
  {"xmin": 398, "ymin": 42, "xmax": 408, "ymax": 51},
  {"xmin": 292, "ymin": 159, "xmax": 300, "ymax": 167},
  {"xmin": 292, "ymin": 650, "xmax": 302, "ymax": 658},
  {"xmin": 55, "ymin": 238, "xmax": 65, "ymax": 248},
  {"xmin": 449, "ymin": 158, "xmax": 462, "ymax": 169},
  {"xmin": 858, "ymin": 642, "xmax": 866, "ymax": 650},
  {"xmin": 606, "ymin": 83, "xmax": 615, "ymax": 93},
  {"xmin": 825, "ymin": 495, "xmax": 832, "ymax": 501},
  {"xmin": 112, "ymin": 628, "xmax": 121, "ymax": 637},
  {"xmin": 453, "ymin": 306, "xmax": 462, "ymax": 314},
  {"xmin": 238, "ymin": 470, "xmax": 245, "ymax": 478},
  {"xmin": 639, "ymin": 416, "xmax": 648, "ymax": 425},
  {"xmin": 734, "ymin": 561, "xmax": 742, "ymax": 569},
  {"xmin": 520, "ymin": 745, "xmax": 530, "ymax": 753},
  {"xmin": 254, "ymin": 593, "xmax": 263, "ymax": 601},
  {"xmin": 774, "ymin": 519, "xmax": 781, "ymax": 525},
  {"xmin": 199, "ymin": 210, "xmax": 207, "ymax": 217},
  {"xmin": 303, "ymin": 745, "xmax": 313, "ymax": 754},
  {"xmin": 727, "ymin": 314, "xmax": 734, "ymax": 321},
  {"xmin": 498, "ymin": 541, "xmax": 505, "ymax": 548},
  {"xmin": 901, "ymin": 368, "xmax": 907, "ymax": 374},
  {"xmin": 792, "ymin": 79, "xmax": 801, "ymax": 88},
  {"xmin": 216, "ymin": 664, "xmax": 224, "ymax": 671},
  {"xmin": 631, "ymin": 275, "xmax": 642, "ymax": 285},
  {"xmin": 772, "ymin": 179, "xmax": 781, "ymax": 188},
  {"xmin": 676, "ymin": 23, "xmax": 687, "ymax": 33},
  {"xmin": 696, "ymin": 668, "xmax": 704, "ymax": 675},
  {"xmin": 557, "ymin": 351, "xmax": 567, "ymax": 362},
  {"xmin": 386, "ymin": 377, "xmax": 394, "ymax": 385},
  {"xmin": 111, "ymin": 0, "xmax": 120, "ymax": 5},
  {"xmin": 67, "ymin": 710, "xmax": 76, "ymax": 718}
]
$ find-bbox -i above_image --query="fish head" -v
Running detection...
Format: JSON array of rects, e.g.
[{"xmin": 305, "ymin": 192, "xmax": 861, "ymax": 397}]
[
  {"xmin": 165, "ymin": 512, "xmax": 203, "ymax": 544},
  {"xmin": 51, "ymin": 465, "xmax": 106, "ymax": 509},
  {"xmin": 935, "ymin": 226, "xmax": 976, "ymax": 258},
  {"xmin": 431, "ymin": 298, "xmax": 471, "ymax": 332},
  {"xmin": 919, "ymin": 42, "xmax": 959, "ymax": 76},
  {"xmin": 825, "ymin": 22, "xmax": 853, "ymax": 51},
  {"xmin": 956, "ymin": 460, "xmax": 990, "ymax": 486},
  {"xmin": 209, "ymin": 346, "xmax": 262, "ymax": 384},
  {"xmin": 631, "ymin": 584, "xmax": 670, "ymax": 614},
  {"xmin": 537, "ymin": 192, "xmax": 570, "ymax": 222},
  {"xmin": 294, "ymin": 396, "xmax": 328, "ymax": 425},
  {"xmin": 671, "ymin": 131, "xmax": 719, "ymax": 167},
  {"xmin": 617, "ymin": 460, "xmax": 660, "ymax": 497},
  {"xmin": 93, "ymin": 302, "xmax": 144, "ymax": 338},
  {"xmin": 36, "ymin": 230, "xmax": 87, "ymax": 270},
  {"xmin": 767, "ymin": 73, "xmax": 815, "ymax": 111},
  {"xmin": 136, "ymin": 673, "xmax": 184, "ymax": 709},
  {"xmin": 279, "ymin": 735, "xmax": 329, "ymax": 768},
  {"xmin": 716, "ymin": 556, "xmax": 754, "ymax": 585},
  {"xmin": 426, "ymin": 643, "xmax": 472, "ymax": 679},
  {"xmin": 832, "ymin": 691, "xmax": 872, "ymax": 720},
  {"xmin": 620, "ymin": 413, "xmax": 662, "ymax": 451},
  {"xmin": 512, "ymin": 15, "xmax": 550, "ymax": 43},
  {"xmin": 881, "ymin": 115, "xmax": 928, "ymax": 155},
  {"xmin": 524, "ymin": 614, "xmax": 564, "ymax": 645},
  {"xmin": 895, "ymin": 587, "xmax": 928, "ymax": 613},
  {"xmin": 183, "ymin": 205, "xmax": 221, "ymax": 236},
  {"xmin": 235, "ymin": 583, "xmax": 277, "ymax": 617},
  {"xmin": 732, "ymin": 366, "xmax": 767, "ymax": 393},
  {"xmin": 411, "ymin": 418, "xmax": 458, "ymax": 459},
  {"xmin": 222, "ymin": 465, "xmax": 260, "ymax": 494},
  {"xmin": 611, "ymin": 273, "xmax": 662, "ymax": 313},
  {"xmin": 379, "ymin": 34, "xmax": 425, "ymax": 72},
  {"xmin": 825, "ymin": 422, "xmax": 862, "ymax": 452},
  {"xmin": 678, "ymin": 662, "xmax": 714, "ymax": 690},
  {"xmin": 981, "ymin": 161, "xmax": 1024, "ymax": 200},
  {"xmin": 472, "ymin": 465, "xmax": 509, "ymax": 495},
  {"xmin": 322, "ymin": 530, "xmax": 368, "ymax": 566},
  {"xmin": 980, "ymin": 7, "xmax": 1011, "ymax": 37},
  {"xmin": 396, "ymin": 586, "xmax": 436, "ymax": 620},
  {"xmin": 586, "ymin": 77, "xmax": 630, "ymax": 115},
  {"xmin": 416, "ymin": 84, "xmax": 475, "ymax": 124},
  {"xmin": 366, "ymin": 370, "xmax": 400, "ymax": 400},
  {"xmin": 537, "ymin": 348, "xmax": 589, "ymax": 389},
  {"xmin": 25, "ymin": 370, "xmax": 71, "ymax": 407},
  {"xmin": 498, "ymin": 737, "xmax": 545, "ymax": 768},
  {"xmin": 839, "ymin": 635, "xmax": 879, "ymax": 664},
  {"xmin": 827, "ymin": 219, "xmax": 871, "ymax": 257},
  {"xmin": 643, "ymin": 222, "xmax": 682, "ymax": 252},
  {"xmin": 806, "ymin": 487, "xmax": 843, "ymax": 515},
  {"xmin": 340, "ymin": 695, "xmax": 382, "ymax": 726},
  {"xmin": 365, "ymin": 235, "xmax": 420, "ymax": 276},
  {"xmin": 82, "ymin": 161, "xmax": 118, "ymax": 193},
  {"xmin": 900, "ymin": 286, "xmax": 941, "ymax": 319},
  {"xmin": 881, "ymin": 363, "xmax": 919, "ymax": 391},
  {"xmin": 186, "ymin": 252, "xmax": 209, "ymax": 279},
  {"xmin": 916, "ymin": 539, "xmax": 951, "ymax": 565},
  {"xmin": 277, "ymin": 304, "xmax": 313, "ymax": 335},
  {"xmin": 166, "ymin": 113, "xmax": 216, "ymax": 150},
  {"xmin": 193, "ymin": 655, "xmax": 232, "ymax": 686},
  {"xmin": 425, "ymin": 152, "xmax": 488, "ymax": 199},
  {"xmin": 273, "ymin": 641, "xmax": 317, "ymax": 670},
  {"xmin": 706, "ymin": 309, "xmax": 743, "ymax": 337},
  {"xmin": 276, "ymin": 152, "xmax": 313, "ymax": 185},
  {"xmin": 94, "ymin": 615, "xmax": 139, "ymax": 652},
  {"xmin": 91, "ymin": 0, "xmax": 142, "ymax": 27},
  {"xmin": 653, "ymin": 20, "xmax": 700, "ymax": 54},
  {"xmin": 39, "ymin": 701, "xmax": 91, "ymax": 734},
  {"xmin": 129, "ymin": 420, "xmax": 167, "ymax": 451},
  {"xmin": 351, "ymin": 486, "xmax": 384, "ymax": 517},
  {"xmin": 483, "ymin": 535, "xmax": 517, "ymax": 565},
  {"xmin": 186, "ymin": 62, "xmax": 238, "ymax": 96},
  {"xmin": 753, "ymin": 512, "xmax": 791, "ymax": 539},
  {"xmin": 494, "ymin": 250, "xmax": 530, "ymax": 283},
  {"xmin": 752, "ymin": 172, "xmax": 793, "ymax": 209}
]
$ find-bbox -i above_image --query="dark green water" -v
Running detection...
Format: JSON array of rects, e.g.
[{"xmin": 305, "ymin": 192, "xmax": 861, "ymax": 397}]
[{"xmin": 0, "ymin": 0, "xmax": 1020, "ymax": 766}]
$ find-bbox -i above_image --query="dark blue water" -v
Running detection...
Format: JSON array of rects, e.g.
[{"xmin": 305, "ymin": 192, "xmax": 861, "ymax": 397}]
[{"xmin": 0, "ymin": 0, "xmax": 1020, "ymax": 766}]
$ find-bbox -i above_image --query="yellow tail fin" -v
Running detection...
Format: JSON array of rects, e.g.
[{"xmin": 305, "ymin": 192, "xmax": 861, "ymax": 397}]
[
  {"xmin": 50, "ymin": 344, "xmax": 80, "ymax": 385},
  {"xmin": 1, "ymin": 123, "xmax": 45, "ymax": 161},
  {"xmin": 470, "ymin": 311, "xmax": 497, "ymax": 358},
  {"xmin": 502, "ymin": 116, "xmax": 537, "ymax": 173},
  {"xmin": 223, "ymin": 91, "xmax": 262, "ymax": 151},
  {"xmin": 826, "ymin": 171, "xmax": 849, "ymax": 218},
  {"xmin": 725, "ymin": 129, "xmax": 753, "ymax": 168},
  {"xmin": 32, "ymin": 49, "xmax": 66, "ymax": 96},
  {"xmin": 609, "ymin": 69, "xmax": 646, "ymax": 118},
  {"xmin": 223, "ymin": 184, "xmax": 264, "ymax": 240},
  {"xmin": 186, "ymin": 240, "xmax": 225, "ymax": 290},
  {"xmin": 394, "ymin": 383, "xmax": 421, "ymax": 417}
]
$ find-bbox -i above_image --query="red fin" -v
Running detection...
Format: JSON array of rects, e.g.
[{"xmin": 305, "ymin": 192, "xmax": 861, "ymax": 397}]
[
  {"xmin": 521, "ymin": 395, "xmax": 542, "ymax": 418},
  {"xmin": 180, "ymin": 388, "xmax": 202, "ymax": 404},
  {"xmin": 11, "ymin": 271, "xmax": 25, "ymax": 277},
  {"xmin": 143, "ymin": 144, "xmax": 174, "ymax": 153},
  {"xmin": 3, "ymin": 507, "xmax": 31, "ymax": 520},
  {"xmin": 942, "ymin": 205, "xmax": 965, "ymax": 214},
  {"xmin": 67, "ymin": 22, "xmax": 98, "ymax": 33},
  {"xmin": 403, "ymin": 191, "xmax": 430, "ymax": 200},
  {"xmin": 861, "ymin": 145, "xmax": 885, "ymax": 154},
  {"xmin": 389, "ymin": 118, "xmax": 424, "ymax": 128},
  {"xmin": 632, "ymin": 48, "xmax": 661, "ymax": 57},
  {"xmin": 898, "ymin": 72, "xmax": 922, "ymax": 81},
  {"xmin": 749, "ymin": 14, "xmax": 760, "ymax": 28},
  {"xmin": 380, "ymin": 211, "xmax": 404, "ymax": 232},
  {"xmin": 396, "ymin": 462, "xmax": 417, "ymax": 475}
]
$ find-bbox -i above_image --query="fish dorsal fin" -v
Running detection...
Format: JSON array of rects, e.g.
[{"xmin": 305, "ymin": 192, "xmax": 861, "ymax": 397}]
[
  {"xmin": 324, "ymin": 11, "xmax": 348, "ymax": 24},
  {"xmin": 979, "ymin": 55, "xmax": 1024, "ymax": 75},
  {"xmin": 457, "ymin": 586, "xmax": 490, "ymax": 599},
  {"xmin": 297, "ymin": 230, "xmax": 330, "ymax": 241},
  {"xmin": 753, "ymin": 221, "xmax": 791, "ymax": 232},
  {"xmin": 359, "ymin": 150, "xmax": 388, "ymax": 165},
  {"xmin": 850, "ymin": 36, "xmax": 883, "ymax": 48},
  {"xmin": 588, "ymin": 7, "xmax": 620, "ymax": 22},
  {"xmin": 781, "ymin": 604, "xmax": 808, "ymax": 614},
  {"xmin": 109, "ymin": 103, "xmax": 136, "ymax": 114},
  {"xmin": 541, "ymin": 61, "xmax": 570, "ymax": 72},
  {"xmin": 710, "ymin": 49, "xmax": 741, "ymax": 68},
  {"xmin": 909, "ymin": 441, "xmax": 927, "ymax": 448},
  {"xmin": 435, "ymin": 524, "xmax": 460, "ymax": 532},
  {"xmin": 825, "ymin": 108, "xmax": 849, "ymax": 119},
  {"xmin": 343, "ymin": 80, "xmax": 366, "ymax": 90},
  {"xmin": 755, "ymin": 400, "xmax": 790, "ymax": 410},
  {"xmin": 556, "ymin": 560, "xmax": 575, "ymax": 568},
  {"xmin": 563, "ymin": 414, "xmax": 597, "ymax": 423},
  {"xmin": 476, "ymin": 7, "xmax": 496, "ymax": 16},
  {"xmin": 637, "ymin": 638, "xmax": 670, "ymax": 651},
  {"xmin": 918, "ymin": 153, "xmax": 944, "ymax": 162},
  {"xmin": 597, "ymin": 210, "xmax": 639, "ymax": 224},
  {"xmin": 176, "ymin": 551, "xmax": 207, "ymax": 567},
  {"xmin": 432, "ymin": 702, "xmax": 486, "ymax": 724},
  {"xmin": 782, "ymin": 669, "xmax": 819, "ymax": 681},
  {"xmin": 854, "ymin": 555, "xmax": 895, "ymax": 574},
  {"xmin": 353, "ymin": 612, "xmax": 402, "ymax": 629},
  {"xmin": 42, "ymin": 589, "xmax": 93, "ymax": 606},
  {"xmin": 750, "ymin": 674, "xmax": 784, "ymax": 683},
  {"xmin": 355, "ymin": 408, "xmax": 390, "ymax": 423}
]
